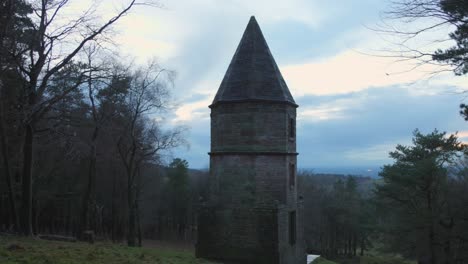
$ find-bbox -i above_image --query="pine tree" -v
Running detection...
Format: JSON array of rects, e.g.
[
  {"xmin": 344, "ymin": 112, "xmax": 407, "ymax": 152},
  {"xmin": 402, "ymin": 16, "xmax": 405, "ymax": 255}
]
[{"xmin": 375, "ymin": 129, "xmax": 466, "ymax": 264}]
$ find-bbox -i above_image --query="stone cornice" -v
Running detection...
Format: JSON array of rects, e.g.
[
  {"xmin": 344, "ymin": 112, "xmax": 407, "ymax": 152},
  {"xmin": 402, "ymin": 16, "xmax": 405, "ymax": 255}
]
[{"xmin": 209, "ymin": 99, "xmax": 298, "ymax": 109}]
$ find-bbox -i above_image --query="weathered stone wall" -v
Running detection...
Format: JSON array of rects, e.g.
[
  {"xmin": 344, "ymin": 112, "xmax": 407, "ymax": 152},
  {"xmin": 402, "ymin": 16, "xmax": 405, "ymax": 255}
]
[
  {"xmin": 196, "ymin": 206, "xmax": 279, "ymax": 264},
  {"xmin": 277, "ymin": 204, "xmax": 306, "ymax": 264},
  {"xmin": 210, "ymin": 102, "xmax": 296, "ymax": 153},
  {"xmin": 209, "ymin": 154, "xmax": 290, "ymax": 206},
  {"xmin": 196, "ymin": 102, "xmax": 304, "ymax": 264},
  {"xmin": 209, "ymin": 101, "xmax": 298, "ymax": 207}
]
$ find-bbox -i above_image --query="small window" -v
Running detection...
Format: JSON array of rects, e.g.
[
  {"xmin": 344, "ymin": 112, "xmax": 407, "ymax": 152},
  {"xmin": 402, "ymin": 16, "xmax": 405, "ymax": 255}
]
[
  {"xmin": 289, "ymin": 163, "xmax": 295, "ymax": 188},
  {"xmin": 289, "ymin": 118, "xmax": 295, "ymax": 138},
  {"xmin": 289, "ymin": 211, "xmax": 296, "ymax": 245}
]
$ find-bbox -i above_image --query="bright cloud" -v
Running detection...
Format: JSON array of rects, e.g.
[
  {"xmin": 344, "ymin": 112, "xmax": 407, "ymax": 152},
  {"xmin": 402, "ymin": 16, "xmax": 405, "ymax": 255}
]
[
  {"xmin": 172, "ymin": 78, "xmax": 219, "ymax": 123},
  {"xmin": 68, "ymin": 0, "xmax": 467, "ymax": 169},
  {"xmin": 299, "ymin": 106, "xmax": 346, "ymax": 122},
  {"xmin": 227, "ymin": 0, "xmax": 331, "ymax": 28},
  {"xmin": 173, "ymin": 97, "xmax": 211, "ymax": 123},
  {"xmin": 456, "ymin": 131, "xmax": 468, "ymax": 144},
  {"xmin": 282, "ymin": 49, "xmax": 464, "ymax": 97}
]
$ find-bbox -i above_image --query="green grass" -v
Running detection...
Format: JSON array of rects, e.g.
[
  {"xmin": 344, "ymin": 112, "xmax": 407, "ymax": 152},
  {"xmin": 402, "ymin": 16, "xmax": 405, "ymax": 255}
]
[
  {"xmin": 312, "ymin": 254, "xmax": 415, "ymax": 264},
  {"xmin": 0, "ymin": 236, "xmax": 418, "ymax": 264},
  {"xmin": 312, "ymin": 256, "xmax": 339, "ymax": 264},
  {"xmin": 0, "ymin": 236, "xmax": 216, "ymax": 264},
  {"xmin": 358, "ymin": 255, "xmax": 414, "ymax": 264}
]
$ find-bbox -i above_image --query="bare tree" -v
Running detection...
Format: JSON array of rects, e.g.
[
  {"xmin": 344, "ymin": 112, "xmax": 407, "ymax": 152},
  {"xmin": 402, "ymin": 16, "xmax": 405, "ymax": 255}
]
[
  {"xmin": 378, "ymin": 0, "xmax": 467, "ymax": 74},
  {"xmin": 377, "ymin": 0, "xmax": 468, "ymax": 120},
  {"xmin": 78, "ymin": 43, "xmax": 113, "ymax": 239},
  {"xmin": 6, "ymin": 0, "xmax": 155, "ymax": 236},
  {"xmin": 114, "ymin": 60, "xmax": 185, "ymax": 246}
]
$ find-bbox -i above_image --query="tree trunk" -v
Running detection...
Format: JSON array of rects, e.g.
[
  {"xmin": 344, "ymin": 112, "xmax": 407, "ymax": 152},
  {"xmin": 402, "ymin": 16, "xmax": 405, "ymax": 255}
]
[
  {"xmin": 349, "ymin": 235, "xmax": 352, "ymax": 257},
  {"xmin": 353, "ymin": 234, "xmax": 357, "ymax": 256},
  {"xmin": 157, "ymin": 214, "xmax": 162, "ymax": 240},
  {"xmin": 32, "ymin": 195, "xmax": 38, "ymax": 235},
  {"xmin": 429, "ymin": 223, "xmax": 437, "ymax": 264},
  {"xmin": 79, "ymin": 138, "xmax": 97, "ymax": 239},
  {"xmin": 127, "ymin": 203, "xmax": 136, "ymax": 246},
  {"xmin": 427, "ymin": 183, "xmax": 437, "ymax": 264},
  {"xmin": 0, "ymin": 103, "xmax": 19, "ymax": 232},
  {"xmin": 137, "ymin": 202, "xmax": 142, "ymax": 247},
  {"xmin": 79, "ymin": 63, "xmax": 100, "ymax": 239},
  {"xmin": 127, "ymin": 169, "xmax": 136, "ymax": 247},
  {"xmin": 136, "ymin": 169, "xmax": 142, "ymax": 247},
  {"xmin": 0, "ymin": 0, "xmax": 18, "ymax": 233},
  {"xmin": 360, "ymin": 237, "xmax": 364, "ymax": 256},
  {"xmin": 20, "ymin": 124, "xmax": 34, "ymax": 236}
]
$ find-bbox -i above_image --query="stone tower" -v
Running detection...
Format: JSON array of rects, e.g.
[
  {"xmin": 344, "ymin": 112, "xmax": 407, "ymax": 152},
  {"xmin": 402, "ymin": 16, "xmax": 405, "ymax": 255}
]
[{"xmin": 196, "ymin": 16, "xmax": 305, "ymax": 264}]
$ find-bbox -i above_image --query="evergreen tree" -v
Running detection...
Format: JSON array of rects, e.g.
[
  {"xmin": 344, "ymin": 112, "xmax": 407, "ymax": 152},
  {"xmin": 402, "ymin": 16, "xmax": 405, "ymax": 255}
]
[
  {"xmin": 166, "ymin": 158, "xmax": 190, "ymax": 239},
  {"xmin": 432, "ymin": 0, "xmax": 468, "ymax": 76},
  {"xmin": 375, "ymin": 129, "xmax": 466, "ymax": 264}
]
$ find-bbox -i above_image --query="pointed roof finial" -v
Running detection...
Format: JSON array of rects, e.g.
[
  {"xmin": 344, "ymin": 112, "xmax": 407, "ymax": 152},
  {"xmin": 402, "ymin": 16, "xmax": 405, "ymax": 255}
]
[{"xmin": 211, "ymin": 16, "xmax": 296, "ymax": 107}]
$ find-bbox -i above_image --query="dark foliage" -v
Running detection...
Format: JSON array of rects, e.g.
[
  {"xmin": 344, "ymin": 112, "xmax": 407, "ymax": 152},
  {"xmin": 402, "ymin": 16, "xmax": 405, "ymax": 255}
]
[
  {"xmin": 432, "ymin": 0, "xmax": 468, "ymax": 75},
  {"xmin": 375, "ymin": 129, "xmax": 468, "ymax": 264},
  {"xmin": 299, "ymin": 172, "xmax": 375, "ymax": 258}
]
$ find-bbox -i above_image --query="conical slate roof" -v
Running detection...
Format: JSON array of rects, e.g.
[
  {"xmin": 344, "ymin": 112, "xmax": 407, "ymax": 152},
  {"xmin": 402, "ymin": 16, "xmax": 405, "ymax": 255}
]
[{"xmin": 211, "ymin": 16, "xmax": 297, "ymax": 107}]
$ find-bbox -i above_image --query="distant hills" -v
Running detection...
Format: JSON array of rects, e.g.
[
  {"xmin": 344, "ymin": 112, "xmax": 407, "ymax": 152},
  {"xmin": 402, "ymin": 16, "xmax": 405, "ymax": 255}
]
[
  {"xmin": 301, "ymin": 166, "xmax": 382, "ymax": 178},
  {"xmin": 187, "ymin": 166, "xmax": 383, "ymax": 178}
]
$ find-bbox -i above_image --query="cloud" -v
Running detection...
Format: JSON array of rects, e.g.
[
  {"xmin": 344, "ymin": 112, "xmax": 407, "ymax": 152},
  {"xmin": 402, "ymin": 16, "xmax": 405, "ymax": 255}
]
[
  {"xmin": 224, "ymin": 0, "xmax": 330, "ymax": 28},
  {"xmin": 173, "ymin": 97, "xmax": 211, "ymax": 123},
  {"xmin": 171, "ymin": 78, "xmax": 218, "ymax": 124},
  {"xmin": 298, "ymin": 97, "xmax": 361, "ymax": 122},
  {"xmin": 115, "ymin": 15, "xmax": 179, "ymax": 61},
  {"xmin": 180, "ymin": 84, "xmax": 466, "ymax": 168},
  {"xmin": 79, "ymin": 0, "xmax": 467, "ymax": 170},
  {"xmin": 112, "ymin": 0, "xmax": 333, "ymax": 62},
  {"xmin": 296, "ymin": 85, "xmax": 466, "ymax": 168},
  {"xmin": 282, "ymin": 49, "xmax": 468, "ymax": 97},
  {"xmin": 456, "ymin": 131, "xmax": 468, "ymax": 144},
  {"xmin": 300, "ymin": 105, "xmax": 346, "ymax": 122},
  {"xmin": 109, "ymin": 0, "xmax": 359, "ymax": 101}
]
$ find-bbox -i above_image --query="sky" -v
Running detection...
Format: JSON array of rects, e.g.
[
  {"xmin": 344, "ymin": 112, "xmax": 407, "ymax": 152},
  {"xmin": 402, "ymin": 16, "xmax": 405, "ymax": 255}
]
[{"xmin": 97, "ymin": 0, "xmax": 467, "ymax": 171}]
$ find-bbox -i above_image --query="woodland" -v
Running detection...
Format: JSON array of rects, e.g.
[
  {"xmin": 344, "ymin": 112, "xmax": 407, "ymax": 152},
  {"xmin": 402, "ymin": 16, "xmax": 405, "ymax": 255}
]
[{"xmin": 1, "ymin": 1, "xmax": 468, "ymax": 264}]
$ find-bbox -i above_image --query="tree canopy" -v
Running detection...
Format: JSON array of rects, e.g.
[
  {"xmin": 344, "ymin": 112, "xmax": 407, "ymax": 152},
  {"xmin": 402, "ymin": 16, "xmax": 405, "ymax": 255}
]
[{"xmin": 375, "ymin": 129, "xmax": 467, "ymax": 264}]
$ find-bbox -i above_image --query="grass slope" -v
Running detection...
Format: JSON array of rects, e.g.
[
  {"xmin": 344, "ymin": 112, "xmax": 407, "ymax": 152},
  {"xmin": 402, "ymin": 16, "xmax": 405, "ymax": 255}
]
[
  {"xmin": 0, "ymin": 236, "xmax": 215, "ymax": 264},
  {"xmin": 312, "ymin": 255, "xmax": 415, "ymax": 264},
  {"xmin": 312, "ymin": 257, "xmax": 339, "ymax": 264}
]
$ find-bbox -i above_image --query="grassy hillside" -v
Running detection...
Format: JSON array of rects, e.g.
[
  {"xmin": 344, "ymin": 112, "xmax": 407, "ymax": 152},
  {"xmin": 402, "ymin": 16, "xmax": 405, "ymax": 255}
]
[
  {"xmin": 312, "ymin": 255, "xmax": 415, "ymax": 264},
  {"xmin": 312, "ymin": 257, "xmax": 339, "ymax": 264},
  {"xmin": 0, "ymin": 236, "xmax": 215, "ymax": 264},
  {"xmin": 0, "ymin": 236, "xmax": 418, "ymax": 264}
]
